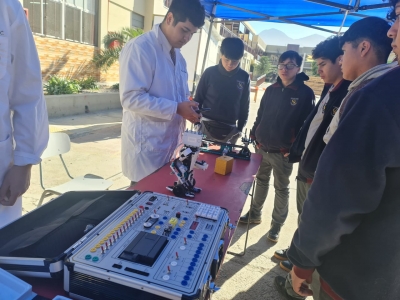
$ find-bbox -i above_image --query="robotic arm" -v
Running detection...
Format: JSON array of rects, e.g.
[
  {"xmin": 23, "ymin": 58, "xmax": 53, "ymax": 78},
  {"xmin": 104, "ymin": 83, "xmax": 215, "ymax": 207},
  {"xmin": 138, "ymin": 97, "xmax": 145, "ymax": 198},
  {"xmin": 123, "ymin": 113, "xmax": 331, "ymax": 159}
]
[{"xmin": 167, "ymin": 128, "xmax": 208, "ymax": 198}]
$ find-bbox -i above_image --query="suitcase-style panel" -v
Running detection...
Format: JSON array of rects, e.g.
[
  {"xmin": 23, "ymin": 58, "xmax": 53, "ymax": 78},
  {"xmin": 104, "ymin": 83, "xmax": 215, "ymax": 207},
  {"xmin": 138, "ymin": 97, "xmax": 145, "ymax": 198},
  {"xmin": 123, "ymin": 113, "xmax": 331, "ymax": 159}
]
[{"xmin": 0, "ymin": 190, "xmax": 139, "ymax": 278}]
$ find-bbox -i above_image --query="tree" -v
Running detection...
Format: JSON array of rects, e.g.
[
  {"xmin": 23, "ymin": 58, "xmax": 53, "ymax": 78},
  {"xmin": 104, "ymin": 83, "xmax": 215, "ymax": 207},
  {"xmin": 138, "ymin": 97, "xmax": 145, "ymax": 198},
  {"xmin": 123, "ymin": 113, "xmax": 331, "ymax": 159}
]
[
  {"xmin": 254, "ymin": 56, "xmax": 271, "ymax": 78},
  {"xmin": 311, "ymin": 60, "xmax": 319, "ymax": 77},
  {"xmin": 92, "ymin": 27, "xmax": 144, "ymax": 71}
]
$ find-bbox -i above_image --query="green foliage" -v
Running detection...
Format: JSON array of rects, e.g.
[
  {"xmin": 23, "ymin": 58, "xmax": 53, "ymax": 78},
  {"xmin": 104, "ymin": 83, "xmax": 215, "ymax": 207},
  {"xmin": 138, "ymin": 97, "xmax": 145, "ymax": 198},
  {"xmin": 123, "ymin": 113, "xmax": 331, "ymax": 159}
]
[
  {"xmin": 111, "ymin": 83, "xmax": 119, "ymax": 91},
  {"xmin": 93, "ymin": 27, "xmax": 144, "ymax": 71},
  {"xmin": 312, "ymin": 60, "xmax": 319, "ymax": 77},
  {"xmin": 74, "ymin": 77, "xmax": 98, "ymax": 90},
  {"xmin": 44, "ymin": 76, "xmax": 99, "ymax": 95},
  {"xmin": 254, "ymin": 56, "xmax": 272, "ymax": 78},
  {"xmin": 44, "ymin": 76, "xmax": 81, "ymax": 95}
]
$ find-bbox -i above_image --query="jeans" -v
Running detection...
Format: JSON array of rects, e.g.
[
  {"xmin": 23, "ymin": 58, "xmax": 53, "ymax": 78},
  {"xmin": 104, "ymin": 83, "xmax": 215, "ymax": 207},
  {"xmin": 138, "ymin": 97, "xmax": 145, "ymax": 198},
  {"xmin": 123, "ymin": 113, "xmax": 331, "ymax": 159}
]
[
  {"xmin": 250, "ymin": 148, "xmax": 293, "ymax": 225},
  {"xmin": 296, "ymin": 178, "xmax": 311, "ymax": 226}
]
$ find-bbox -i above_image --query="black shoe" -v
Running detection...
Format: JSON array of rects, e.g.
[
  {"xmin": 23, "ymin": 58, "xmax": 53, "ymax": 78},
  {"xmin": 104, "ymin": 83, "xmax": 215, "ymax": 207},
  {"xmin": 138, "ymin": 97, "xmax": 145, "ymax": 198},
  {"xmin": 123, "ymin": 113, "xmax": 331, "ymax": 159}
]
[
  {"xmin": 274, "ymin": 247, "xmax": 289, "ymax": 261},
  {"xmin": 280, "ymin": 260, "xmax": 293, "ymax": 272},
  {"xmin": 267, "ymin": 222, "xmax": 281, "ymax": 242},
  {"xmin": 239, "ymin": 212, "xmax": 262, "ymax": 224},
  {"xmin": 274, "ymin": 276, "xmax": 305, "ymax": 300}
]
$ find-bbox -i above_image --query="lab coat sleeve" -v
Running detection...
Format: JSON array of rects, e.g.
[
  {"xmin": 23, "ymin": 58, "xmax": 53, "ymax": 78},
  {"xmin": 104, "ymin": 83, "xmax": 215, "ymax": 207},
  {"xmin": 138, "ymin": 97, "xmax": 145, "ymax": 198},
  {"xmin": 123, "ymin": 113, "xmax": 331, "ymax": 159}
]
[
  {"xmin": 119, "ymin": 40, "xmax": 178, "ymax": 120},
  {"xmin": 8, "ymin": 4, "xmax": 49, "ymax": 166}
]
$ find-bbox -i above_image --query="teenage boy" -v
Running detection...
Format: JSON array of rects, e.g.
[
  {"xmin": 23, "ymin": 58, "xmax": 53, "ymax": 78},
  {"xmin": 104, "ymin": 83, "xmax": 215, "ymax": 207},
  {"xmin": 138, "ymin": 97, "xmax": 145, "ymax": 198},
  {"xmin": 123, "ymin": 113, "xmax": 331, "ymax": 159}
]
[
  {"xmin": 239, "ymin": 50, "xmax": 315, "ymax": 243},
  {"xmin": 286, "ymin": 16, "xmax": 396, "ymax": 300},
  {"xmin": 195, "ymin": 37, "xmax": 250, "ymax": 144}
]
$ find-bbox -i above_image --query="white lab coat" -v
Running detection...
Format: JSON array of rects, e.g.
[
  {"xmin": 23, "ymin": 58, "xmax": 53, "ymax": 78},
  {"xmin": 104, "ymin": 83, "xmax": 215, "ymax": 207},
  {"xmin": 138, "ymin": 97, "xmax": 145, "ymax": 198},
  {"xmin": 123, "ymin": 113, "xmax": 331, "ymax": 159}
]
[
  {"xmin": 0, "ymin": 0, "xmax": 49, "ymax": 227},
  {"xmin": 119, "ymin": 24, "xmax": 190, "ymax": 182}
]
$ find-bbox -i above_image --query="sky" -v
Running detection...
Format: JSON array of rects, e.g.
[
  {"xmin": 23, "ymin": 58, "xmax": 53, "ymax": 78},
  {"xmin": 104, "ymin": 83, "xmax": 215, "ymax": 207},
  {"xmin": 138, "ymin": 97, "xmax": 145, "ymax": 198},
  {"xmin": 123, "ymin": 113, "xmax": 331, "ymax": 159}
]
[{"xmin": 248, "ymin": 21, "xmax": 348, "ymax": 38}]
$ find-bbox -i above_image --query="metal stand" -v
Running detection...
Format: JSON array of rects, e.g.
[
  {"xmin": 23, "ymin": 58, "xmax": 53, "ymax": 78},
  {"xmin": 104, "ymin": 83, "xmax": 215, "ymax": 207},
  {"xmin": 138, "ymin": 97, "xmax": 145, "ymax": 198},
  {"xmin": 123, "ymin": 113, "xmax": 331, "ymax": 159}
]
[{"xmin": 227, "ymin": 178, "xmax": 256, "ymax": 256}]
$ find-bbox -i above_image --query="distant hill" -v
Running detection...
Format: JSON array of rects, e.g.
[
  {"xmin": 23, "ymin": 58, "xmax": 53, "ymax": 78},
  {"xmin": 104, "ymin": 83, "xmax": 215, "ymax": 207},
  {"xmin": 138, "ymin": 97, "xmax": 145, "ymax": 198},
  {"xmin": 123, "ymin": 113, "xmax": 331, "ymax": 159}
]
[{"xmin": 259, "ymin": 28, "xmax": 327, "ymax": 47}]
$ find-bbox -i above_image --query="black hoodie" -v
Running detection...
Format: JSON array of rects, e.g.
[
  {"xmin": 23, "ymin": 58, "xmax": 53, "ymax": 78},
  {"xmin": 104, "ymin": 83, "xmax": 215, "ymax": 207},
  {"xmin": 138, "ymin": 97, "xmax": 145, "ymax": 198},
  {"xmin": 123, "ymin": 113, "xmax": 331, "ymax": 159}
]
[
  {"xmin": 251, "ymin": 72, "xmax": 315, "ymax": 152},
  {"xmin": 289, "ymin": 79, "xmax": 352, "ymax": 181},
  {"xmin": 194, "ymin": 61, "xmax": 250, "ymax": 131}
]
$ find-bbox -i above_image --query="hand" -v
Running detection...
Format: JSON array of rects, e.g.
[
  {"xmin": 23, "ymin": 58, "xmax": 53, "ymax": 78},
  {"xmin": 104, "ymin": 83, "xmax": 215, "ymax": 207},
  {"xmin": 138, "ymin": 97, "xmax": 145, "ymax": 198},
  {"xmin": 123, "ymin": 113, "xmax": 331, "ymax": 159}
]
[
  {"xmin": 284, "ymin": 153, "xmax": 290, "ymax": 157},
  {"xmin": 177, "ymin": 101, "xmax": 201, "ymax": 124},
  {"xmin": 0, "ymin": 165, "xmax": 32, "ymax": 206},
  {"xmin": 290, "ymin": 269, "xmax": 313, "ymax": 297}
]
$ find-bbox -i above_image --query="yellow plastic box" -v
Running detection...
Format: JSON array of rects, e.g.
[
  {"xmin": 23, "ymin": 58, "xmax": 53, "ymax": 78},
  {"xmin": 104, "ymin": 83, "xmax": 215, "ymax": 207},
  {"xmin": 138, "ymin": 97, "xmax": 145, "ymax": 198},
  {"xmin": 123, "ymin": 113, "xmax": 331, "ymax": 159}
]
[{"xmin": 214, "ymin": 156, "xmax": 234, "ymax": 175}]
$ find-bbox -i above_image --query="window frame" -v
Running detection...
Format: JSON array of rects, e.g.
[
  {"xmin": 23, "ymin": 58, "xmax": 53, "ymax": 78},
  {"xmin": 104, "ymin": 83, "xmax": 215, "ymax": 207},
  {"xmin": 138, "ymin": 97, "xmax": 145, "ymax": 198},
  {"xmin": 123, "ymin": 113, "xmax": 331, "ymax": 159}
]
[{"xmin": 24, "ymin": 0, "xmax": 98, "ymax": 46}]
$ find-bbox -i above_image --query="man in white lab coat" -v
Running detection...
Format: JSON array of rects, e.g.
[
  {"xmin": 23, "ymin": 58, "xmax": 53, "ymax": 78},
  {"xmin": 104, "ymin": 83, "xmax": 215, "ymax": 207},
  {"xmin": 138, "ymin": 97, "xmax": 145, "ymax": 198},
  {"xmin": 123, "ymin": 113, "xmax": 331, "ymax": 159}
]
[
  {"xmin": 119, "ymin": 0, "xmax": 205, "ymax": 185},
  {"xmin": 0, "ymin": 0, "xmax": 49, "ymax": 227}
]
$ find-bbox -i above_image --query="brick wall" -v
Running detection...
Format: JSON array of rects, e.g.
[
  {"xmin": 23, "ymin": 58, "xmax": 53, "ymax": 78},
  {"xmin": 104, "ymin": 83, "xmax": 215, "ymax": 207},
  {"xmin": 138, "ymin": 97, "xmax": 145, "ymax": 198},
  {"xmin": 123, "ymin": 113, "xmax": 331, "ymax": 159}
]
[{"xmin": 34, "ymin": 35, "xmax": 120, "ymax": 83}]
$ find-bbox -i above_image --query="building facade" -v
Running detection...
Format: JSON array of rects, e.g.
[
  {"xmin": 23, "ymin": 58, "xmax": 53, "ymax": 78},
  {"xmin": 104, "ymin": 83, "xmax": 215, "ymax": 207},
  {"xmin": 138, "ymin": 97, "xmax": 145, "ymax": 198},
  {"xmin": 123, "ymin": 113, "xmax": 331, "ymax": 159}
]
[{"xmin": 20, "ymin": 0, "xmax": 266, "ymax": 89}]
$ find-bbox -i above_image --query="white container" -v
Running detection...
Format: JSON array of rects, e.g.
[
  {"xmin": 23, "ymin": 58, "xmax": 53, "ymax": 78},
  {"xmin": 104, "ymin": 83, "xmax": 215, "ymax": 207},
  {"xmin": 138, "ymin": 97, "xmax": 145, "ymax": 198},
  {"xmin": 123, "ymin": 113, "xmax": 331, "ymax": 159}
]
[{"xmin": 0, "ymin": 268, "xmax": 36, "ymax": 300}]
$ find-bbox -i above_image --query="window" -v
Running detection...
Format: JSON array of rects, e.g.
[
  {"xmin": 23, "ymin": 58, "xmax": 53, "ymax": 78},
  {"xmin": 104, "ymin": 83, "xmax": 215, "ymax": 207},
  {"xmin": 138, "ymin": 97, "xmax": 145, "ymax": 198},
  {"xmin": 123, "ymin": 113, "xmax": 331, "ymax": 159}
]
[
  {"xmin": 131, "ymin": 12, "xmax": 144, "ymax": 29},
  {"xmin": 23, "ymin": 0, "xmax": 98, "ymax": 46}
]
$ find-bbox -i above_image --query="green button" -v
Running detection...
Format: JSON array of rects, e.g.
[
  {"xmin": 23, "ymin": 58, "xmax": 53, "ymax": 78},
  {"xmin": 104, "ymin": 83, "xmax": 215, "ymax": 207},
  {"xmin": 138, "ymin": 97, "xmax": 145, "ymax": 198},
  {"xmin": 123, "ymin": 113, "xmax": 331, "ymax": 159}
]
[
  {"xmin": 85, "ymin": 254, "xmax": 92, "ymax": 260},
  {"xmin": 92, "ymin": 256, "xmax": 99, "ymax": 262}
]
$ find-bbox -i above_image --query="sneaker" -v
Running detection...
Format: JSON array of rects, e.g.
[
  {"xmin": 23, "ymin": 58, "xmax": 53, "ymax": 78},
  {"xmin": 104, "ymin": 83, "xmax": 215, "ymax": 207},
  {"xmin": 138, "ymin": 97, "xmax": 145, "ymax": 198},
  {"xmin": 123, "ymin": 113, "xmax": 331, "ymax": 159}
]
[
  {"xmin": 274, "ymin": 247, "xmax": 289, "ymax": 261},
  {"xmin": 274, "ymin": 276, "xmax": 305, "ymax": 300},
  {"xmin": 280, "ymin": 260, "xmax": 293, "ymax": 272},
  {"xmin": 267, "ymin": 222, "xmax": 281, "ymax": 242},
  {"xmin": 239, "ymin": 212, "xmax": 262, "ymax": 224}
]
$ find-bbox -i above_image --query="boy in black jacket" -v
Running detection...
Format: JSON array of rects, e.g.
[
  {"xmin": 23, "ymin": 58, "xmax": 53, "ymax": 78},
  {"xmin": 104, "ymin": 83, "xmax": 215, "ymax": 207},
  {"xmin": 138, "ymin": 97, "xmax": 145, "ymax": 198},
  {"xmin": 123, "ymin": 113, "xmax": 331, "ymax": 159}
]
[
  {"xmin": 239, "ymin": 51, "xmax": 314, "ymax": 243},
  {"xmin": 195, "ymin": 37, "xmax": 250, "ymax": 144},
  {"xmin": 272, "ymin": 36, "xmax": 350, "ymax": 300}
]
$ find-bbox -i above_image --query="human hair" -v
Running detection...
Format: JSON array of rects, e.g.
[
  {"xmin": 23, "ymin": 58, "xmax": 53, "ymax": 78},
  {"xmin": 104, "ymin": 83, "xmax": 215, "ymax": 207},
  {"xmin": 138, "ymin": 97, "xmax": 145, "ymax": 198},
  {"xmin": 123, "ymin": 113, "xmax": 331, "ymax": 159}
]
[
  {"xmin": 165, "ymin": 0, "xmax": 205, "ymax": 28},
  {"xmin": 339, "ymin": 17, "xmax": 392, "ymax": 63},
  {"xmin": 312, "ymin": 36, "xmax": 343, "ymax": 63},
  {"xmin": 220, "ymin": 37, "xmax": 245, "ymax": 60},
  {"xmin": 387, "ymin": 0, "xmax": 400, "ymax": 21},
  {"xmin": 278, "ymin": 50, "xmax": 303, "ymax": 66}
]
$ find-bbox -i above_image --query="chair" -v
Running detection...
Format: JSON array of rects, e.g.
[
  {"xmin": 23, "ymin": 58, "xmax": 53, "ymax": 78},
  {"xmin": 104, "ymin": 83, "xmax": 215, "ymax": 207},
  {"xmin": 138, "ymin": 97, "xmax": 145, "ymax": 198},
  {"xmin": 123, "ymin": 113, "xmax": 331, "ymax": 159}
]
[{"xmin": 38, "ymin": 132, "xmax": 113, "ymax": 207}]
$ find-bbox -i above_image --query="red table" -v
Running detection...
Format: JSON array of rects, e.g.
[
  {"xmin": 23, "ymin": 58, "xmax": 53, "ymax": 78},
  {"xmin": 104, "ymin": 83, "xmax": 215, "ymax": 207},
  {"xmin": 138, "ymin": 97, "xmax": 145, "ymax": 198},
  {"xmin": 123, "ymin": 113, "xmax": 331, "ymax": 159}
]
[
  {"xmin": 132, "ymin": 152, "xmax": 262, "ymax": 255},
  {"xmin": 23, "ymin": 152, "xmax": 262, "ymax": 299}
]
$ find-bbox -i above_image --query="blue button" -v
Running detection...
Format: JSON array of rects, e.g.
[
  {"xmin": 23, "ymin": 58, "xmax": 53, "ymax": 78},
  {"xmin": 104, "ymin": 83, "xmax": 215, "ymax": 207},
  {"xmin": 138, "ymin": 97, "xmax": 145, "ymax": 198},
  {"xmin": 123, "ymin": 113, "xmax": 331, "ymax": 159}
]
[
  {"xmin": 163, "ymin": 216, "xmax": 168, "ymax": 220},
  {"xmin": 183, "ymin": 217, "xmax": 188, "ymax": 221},
  {"xmin": 159, "ymin": 221, "xmax": 164, "ymax": 224},
  {"xmin": 203, "ymin": 234, "xmax": 208, "ymax": 238},
  {"xmin": 176, "ymin": 228, "xmax": 181, "ymax": 231},
  {"xmin": 194, "ymin": 254, "xmax": 200, "ymax": 259},
  {"xmin": 187, "ymin": 234, "xmax": 192, "ymax": 239},
  {"xmin": 171, "ymin": 235, "xmax": 176, "ymax": 239},
  {"xmin": 192, "ymin": 258, "xmax": 198, "ymax": 263},
  {"xmin": 190, "ymin": 262, "xmax": 196, "ymax": 267},
  {"xmin": 196, "ymin": 250, "xmax": 201, "ymax": 255},
  {"xmin": 184, "ymin": 275, "xmax": 190, "ymax": 281},
  {"xmin": 173, "ymin": 231, "xmax": 179, "ymax": 235},
  {"xmin": 190, "ymin": 230, "xmax": 195, "ymax": 234},
  {"xmin": 186, "ymin": 271, "xmax": 192, "ymax": 276},
  {"xmin": 188, "ymin": 266, "xmax": 194, "ymax": 271},
  {"xmin": 181, "ymin": 280, "xmax": 188, "ymax": 286},
  {"xmin": 199, "ymin": 243, "xmax": 205, "ymax": 247}
]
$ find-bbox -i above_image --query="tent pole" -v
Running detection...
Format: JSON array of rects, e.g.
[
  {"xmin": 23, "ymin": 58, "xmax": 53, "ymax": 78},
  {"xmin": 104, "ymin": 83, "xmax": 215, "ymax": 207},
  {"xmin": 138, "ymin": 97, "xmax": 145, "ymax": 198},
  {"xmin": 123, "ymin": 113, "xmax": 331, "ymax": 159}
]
[
  {"xmin": 338, "ymin": 0, "xmax": 354, "ymax": 35},
  {"xmin": 201, "ymin": 15, "xmax": 215, "ymax": 75}
]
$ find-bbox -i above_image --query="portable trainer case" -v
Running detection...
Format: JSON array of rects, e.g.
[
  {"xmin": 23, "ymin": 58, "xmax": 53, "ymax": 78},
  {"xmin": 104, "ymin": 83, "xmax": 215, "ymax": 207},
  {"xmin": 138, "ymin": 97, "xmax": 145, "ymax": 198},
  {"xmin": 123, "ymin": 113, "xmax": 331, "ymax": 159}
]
[{"xmin": 0, "ymin": 190, "xmax": 139, "ymax": 278}]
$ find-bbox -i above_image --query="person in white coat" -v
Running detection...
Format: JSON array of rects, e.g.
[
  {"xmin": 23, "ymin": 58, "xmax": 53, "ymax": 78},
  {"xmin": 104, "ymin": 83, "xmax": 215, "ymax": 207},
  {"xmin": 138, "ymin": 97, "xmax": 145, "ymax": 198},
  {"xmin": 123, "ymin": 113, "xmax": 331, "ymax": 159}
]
[
  {"xmin": 119, "ymin": 0, "xmax": 205, "ymax": 184},
  {"xmin": 0, "ymin": 0, "xmax": 49, "ymax": 227}
]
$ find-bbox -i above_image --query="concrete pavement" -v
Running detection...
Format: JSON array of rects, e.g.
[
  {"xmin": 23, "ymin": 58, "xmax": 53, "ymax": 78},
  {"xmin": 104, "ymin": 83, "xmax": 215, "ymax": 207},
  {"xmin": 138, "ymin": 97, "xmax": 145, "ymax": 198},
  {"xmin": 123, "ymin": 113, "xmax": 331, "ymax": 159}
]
[{"xmin": 23, "ymin": 84, "xmax": 309, "ymax": 299}]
